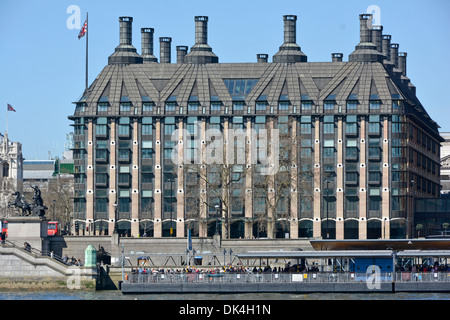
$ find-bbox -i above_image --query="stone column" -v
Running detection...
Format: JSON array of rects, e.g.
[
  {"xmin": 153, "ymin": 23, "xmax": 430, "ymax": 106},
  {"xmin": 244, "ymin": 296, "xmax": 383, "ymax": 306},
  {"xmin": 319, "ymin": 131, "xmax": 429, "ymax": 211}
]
[
  {"xmin": 313, "ymin": 117, "xmax": 322, "ymax": 238},
  {"xmin": 359, "ymin": 119, "xmax": 367, "ymax": 239},
  {"xmin": 199, "ymin": 118, "xmax": 208, "ymax": 237},
  {"xmin": 176, "ymin": 119, "xmax": 185, "ymax": 237},
  {"xmin": 267, "ymin": 117, "xmax": 275, "ymax": 239},
  {"xmin": 382, "ymin": 117, "xmax": 390, "ymax": 239},
  {"xmin": 245, "ymin": 118, "xmax": 253, "ymax": 238},
  {"xmin": 108, "ymin": 120, "xmax": 117, "ymax": 234},
  {"xmin": 336, "ymin": 117, "xmax": 344, "ymax": 239},
  {"xmin": 154, "ymin": 119, "xmax": 162, "ymax": 237},
  {"xmin": 86, "ymin": 119, "xmax": 94, "ymax": 235},
  {"xmin": 290, "ymin": 117, "xmax": 299, "ymax": 239},
  {"xmin": 131, "ymin": 119, "xmax": 140, "ymax": 236}
]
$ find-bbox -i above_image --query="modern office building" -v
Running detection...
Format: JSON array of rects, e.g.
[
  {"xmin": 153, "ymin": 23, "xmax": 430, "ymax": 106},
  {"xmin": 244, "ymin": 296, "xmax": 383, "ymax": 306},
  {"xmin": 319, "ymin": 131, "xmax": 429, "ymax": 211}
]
[{"xmin": 69, "ymin": 14, "xmax": 443, "ymax": 239}]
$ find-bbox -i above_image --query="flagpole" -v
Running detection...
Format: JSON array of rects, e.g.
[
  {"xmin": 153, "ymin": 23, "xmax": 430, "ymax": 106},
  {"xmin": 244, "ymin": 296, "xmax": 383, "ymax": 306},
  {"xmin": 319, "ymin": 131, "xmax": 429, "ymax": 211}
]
[
  {"xmin": 5, "ymin": 104, "xmax": 8, "ymax": 135},
  {"xmin": 85, "ymin": 12, "xmax": 89, "ymax": 91}
]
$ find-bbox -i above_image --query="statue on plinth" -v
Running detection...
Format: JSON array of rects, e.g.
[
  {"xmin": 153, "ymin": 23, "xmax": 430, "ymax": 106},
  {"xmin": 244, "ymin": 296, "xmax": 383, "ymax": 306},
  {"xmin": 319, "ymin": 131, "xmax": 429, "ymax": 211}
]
[{"xmin": 8, "ymin": 186, "xmax": 47, "ymax": 218}]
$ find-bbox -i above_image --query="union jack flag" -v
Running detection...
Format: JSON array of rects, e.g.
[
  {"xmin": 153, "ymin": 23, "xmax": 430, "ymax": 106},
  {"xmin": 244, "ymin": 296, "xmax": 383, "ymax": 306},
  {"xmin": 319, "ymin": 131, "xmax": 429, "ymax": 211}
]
[
  {"xmin": 78, "ymin": 19, "xmax": 87, "ymax": 39},
  {"xmin": 7, "ymin": 104, "xmax": 15, "ymax": 112}
]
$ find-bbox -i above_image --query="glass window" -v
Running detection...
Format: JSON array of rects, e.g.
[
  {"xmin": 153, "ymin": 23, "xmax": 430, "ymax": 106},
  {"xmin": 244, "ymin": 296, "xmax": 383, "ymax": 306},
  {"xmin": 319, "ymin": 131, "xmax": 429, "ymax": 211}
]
[
  {"xmin": 323, "ymin": 147, "xmax": 335, "ymax": 159},
  {"xmin": 165, "ymin": 102, "xmax": 176, "ymax": 112},
  {"xmin": 278, "ymin": 101, "xmax": 289, "ymax": 111},
  {"xmin": 392, "ymin": 100, "xmax": 403, "ymax": 110},
  {"xmin": 120, "ymin": 103, "xmax": 131, "ymax": 112},
  {"xmin": 164, "ymin": 124, "xmax": 175, "ymax": 136},
  {"xmin": 346, "ymin": 197, "xmax": 358, "ymax": 211},
  {"xmin": 369, "ymin": 101, "xmax": 380, "ymax": 110},
  {"xmin": 324, "ymin": 101, "xmax": 335, "ymax": 110},
  {"xmin": 324, "ymin": 139, "xmax": 335, "ymax": 147},
  {"xmin": 211, "ymin": 102, "xmax": 221, "ymax": 111},
  {"xmin": 233, "ymin": 102, "xmax": 244, "ymax": 111},
  {"xmin": 119, "ymin": 197, "xmax": 130, "ymax": 213},
  {"xmin": 347, "ymin": 101, "xmax": 358, "ymax": 110},
  {"xmin": 346, "ymin": 122, "xmax": 357, "ymax": 134},
  {"xmin": 346, "ymin": 147, "xmax": 358, "ymax": 159},
  {"xmin": 96, "ymin": 125, "xmax": 107, "ymax": 136},
  {"xmin": 188, "ymin": 103, "xmax": 199, "ymax": 112},
  {"xmin": 256, "ymin": 102, "xmax": 266, "ymax": 111},
  {"xmin": 324, "ymin": 123, "xmax": 334, "ymax": 134},
  {"xmin": 369, "ymin": 197, "xmax": 380, "ymax": 211},
  {"xmin": 301, "ymin": 101, "xmax": 312, "ymax": 111},
  {"xmin": 143, "ymin": 103, "xmax": 154, "ymax": 112},
  {"xmin": 142, "ymin": 124, "xmax": 153, "ymax": 135},
  {"xmin": 368, "ymin": 122, "xmax": 380, "ymax": 135},
  {"xmin": 97, "ymin": 103, "xmax": 108, "ymax": 112},
  {"xmin": 96, "ymin": 198, "xmax": 107, "ymax": 213},
  {"xmin": 346, "ymin": 171, "xmax": 358, "ymax": 182},
  {"xmin": 324, "ymin": 116, "xmax": 334, "ymax": 123},
  {"xmin": 118, "ymin": 124, "xmax": 129, "ymax": 136},
  {"xmin": 301, "ymin": 123, "xmax": 311, "ymax": 134}
]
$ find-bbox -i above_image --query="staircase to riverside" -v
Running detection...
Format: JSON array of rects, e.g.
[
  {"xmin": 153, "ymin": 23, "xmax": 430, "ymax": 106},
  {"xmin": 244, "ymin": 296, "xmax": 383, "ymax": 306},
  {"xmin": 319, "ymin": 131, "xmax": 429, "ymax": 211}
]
[{"xmin": 0, "ymin": 239, "xmax": 78, "ymax": 277}]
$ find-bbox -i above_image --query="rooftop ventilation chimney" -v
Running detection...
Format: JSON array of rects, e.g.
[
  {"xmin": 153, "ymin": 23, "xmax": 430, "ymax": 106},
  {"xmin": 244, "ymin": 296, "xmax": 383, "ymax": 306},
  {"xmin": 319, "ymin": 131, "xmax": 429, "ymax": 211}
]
[
  {"xmin": 371, "ymin": 26, "xmax": 383, "ymax": 52},
  {"xmin": 108, "ymin": 17, "xmax": 143, "ymax": 65},
  {"xmin": 159, "ymin": 37, "xmax": 172, "ymax": 64},
  {"xmin": 398, "ymin": 52, "xmax": 407, "ymax": 76},
  {"xmin": 332, "ymin": 53, "xmax": 343, "ymax": 62},
  {"xmin": 257, "ymin": 54, "xmax": 268, "ymax": 63},
  {"xmin": 382, "ymin": 35, "xmax": 392, "ymax": 61},
  {"xmin": 185, "ymin": 16, "xmax": 218, "ymax": 64},
  {"xmin": 273, "ymin": 15, "xmax": 307, "ymax": 63},
  {"xmin": 348, "ymin": 14, "xmax": 384, "ymax": 63},
  {"xmin": 141, "ymin": 28, "xmax": 158, "ymax": 63},
  {"xmin": 177, "ymin": 46, "xmax": 188, "ymax": 63},
  {"xmin": 390, "ymin": 43, "xmax": 399, "ymax": 68}
]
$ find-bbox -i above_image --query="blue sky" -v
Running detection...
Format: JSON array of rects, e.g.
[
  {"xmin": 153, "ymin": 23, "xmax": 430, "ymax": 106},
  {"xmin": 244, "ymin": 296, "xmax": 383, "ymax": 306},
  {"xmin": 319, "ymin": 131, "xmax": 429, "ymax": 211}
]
[{"xmin": 0, "ymin": 0, "xmax": 449, "ymax": 159}]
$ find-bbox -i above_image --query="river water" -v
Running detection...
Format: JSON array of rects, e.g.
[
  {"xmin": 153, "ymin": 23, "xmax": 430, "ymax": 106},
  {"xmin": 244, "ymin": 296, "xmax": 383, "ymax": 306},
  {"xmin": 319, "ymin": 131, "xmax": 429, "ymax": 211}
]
[{"xmin": 1, "ymin": 290, "xmax": 449, "ymax": 300}]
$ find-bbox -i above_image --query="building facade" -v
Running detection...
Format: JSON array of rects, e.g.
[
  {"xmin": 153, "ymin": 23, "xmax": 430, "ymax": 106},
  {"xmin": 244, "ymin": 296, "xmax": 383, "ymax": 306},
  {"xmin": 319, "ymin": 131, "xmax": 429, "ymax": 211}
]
[
  {"xmin": 69, "ymin": 14, "xmax": 443, "ymax": 239},
  {"xmin": 0, "ymin": 132, "xmax": 23, "ymax": 217}
]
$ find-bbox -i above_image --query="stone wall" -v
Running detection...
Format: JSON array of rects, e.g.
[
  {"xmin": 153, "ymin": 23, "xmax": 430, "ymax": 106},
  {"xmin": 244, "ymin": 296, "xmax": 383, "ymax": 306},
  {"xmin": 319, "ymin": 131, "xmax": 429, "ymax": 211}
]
[{"xmin": 49, "ymin": 236, "xmax": 314, "ymax": 266}]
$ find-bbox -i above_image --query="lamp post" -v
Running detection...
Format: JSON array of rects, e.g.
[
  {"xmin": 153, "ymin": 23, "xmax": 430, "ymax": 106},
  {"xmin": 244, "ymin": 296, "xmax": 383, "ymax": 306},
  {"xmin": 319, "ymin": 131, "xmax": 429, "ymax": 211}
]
[{"xmin": 52, "ymin": 199, "xmax": 55, "ymax": 221}]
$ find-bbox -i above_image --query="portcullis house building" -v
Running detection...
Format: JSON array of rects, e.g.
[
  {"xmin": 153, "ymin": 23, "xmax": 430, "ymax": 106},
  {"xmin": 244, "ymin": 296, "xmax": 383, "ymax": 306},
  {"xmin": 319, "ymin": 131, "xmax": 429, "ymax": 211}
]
[{"xmin": 69, "ymin": 14, "xmax": 443, "ymax": 240}]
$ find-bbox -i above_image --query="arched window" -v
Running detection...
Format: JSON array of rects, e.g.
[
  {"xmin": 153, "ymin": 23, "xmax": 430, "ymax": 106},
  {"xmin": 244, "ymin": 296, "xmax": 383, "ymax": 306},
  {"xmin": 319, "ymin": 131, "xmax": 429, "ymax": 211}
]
[{"xmin": 2, "ymin": 162, "xmax": 9, "ymax": 178}]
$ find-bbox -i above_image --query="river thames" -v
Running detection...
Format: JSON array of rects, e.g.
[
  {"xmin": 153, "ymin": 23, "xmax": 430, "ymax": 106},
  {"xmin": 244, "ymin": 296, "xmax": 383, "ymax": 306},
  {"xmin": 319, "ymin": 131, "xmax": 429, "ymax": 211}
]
[{"xmin": 1, "ymin": 290, "xmax": 449, "ymax": 300}]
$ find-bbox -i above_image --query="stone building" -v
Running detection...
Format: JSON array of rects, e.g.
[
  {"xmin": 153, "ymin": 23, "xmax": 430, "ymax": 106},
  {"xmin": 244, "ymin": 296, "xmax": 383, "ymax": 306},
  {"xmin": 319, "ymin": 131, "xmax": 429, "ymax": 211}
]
[
  {"xmin": 69, "ymin": 14, "xmax": 443, "ymax": 239},
  {"xmin": 0, "ymin": 132, "xmax": 23, "ymax": 217}
]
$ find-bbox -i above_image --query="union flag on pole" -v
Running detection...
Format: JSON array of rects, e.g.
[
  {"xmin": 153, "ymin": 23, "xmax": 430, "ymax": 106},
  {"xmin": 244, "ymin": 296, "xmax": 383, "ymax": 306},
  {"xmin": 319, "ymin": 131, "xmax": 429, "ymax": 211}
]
[
  {"xmin": 7, "ymin": 104, "xmax": 16, "ymax": 112},
  {"xmin": 78, "ymin": 18, "xmax": 87, "ymax": 39}
]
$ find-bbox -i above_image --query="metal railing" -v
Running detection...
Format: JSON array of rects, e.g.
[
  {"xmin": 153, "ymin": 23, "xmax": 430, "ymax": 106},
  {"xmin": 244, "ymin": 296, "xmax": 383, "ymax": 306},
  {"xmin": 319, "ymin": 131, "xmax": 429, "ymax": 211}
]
[
  {"xmin": 396, "ymin": 272, "xmax": 450, "ymax": 282},
  {"xmin": 1, "ymin": 239, "xmax": 69, "ymax": 265},
  {"xmin": 125, "ymin": 271, "xmax": 450, "ymax": 285},
  {"xmin": 125, "ymin": 272, "xmax": 392, "ymax": 284}
]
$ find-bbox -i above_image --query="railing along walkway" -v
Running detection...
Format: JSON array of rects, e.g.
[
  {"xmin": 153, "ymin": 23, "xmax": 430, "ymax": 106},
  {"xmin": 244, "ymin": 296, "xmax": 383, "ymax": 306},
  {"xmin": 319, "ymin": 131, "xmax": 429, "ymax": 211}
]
[{"xmin": 126, "ymin": 271, "xmax": 450, "ymax": 284}]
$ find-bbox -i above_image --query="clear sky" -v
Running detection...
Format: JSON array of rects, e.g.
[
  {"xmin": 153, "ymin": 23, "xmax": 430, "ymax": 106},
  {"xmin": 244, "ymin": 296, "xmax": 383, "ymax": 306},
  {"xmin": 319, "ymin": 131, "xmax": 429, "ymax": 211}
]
[{"xmin": 0, "ymin": 0, "xmax": 449, "ymax": 160}]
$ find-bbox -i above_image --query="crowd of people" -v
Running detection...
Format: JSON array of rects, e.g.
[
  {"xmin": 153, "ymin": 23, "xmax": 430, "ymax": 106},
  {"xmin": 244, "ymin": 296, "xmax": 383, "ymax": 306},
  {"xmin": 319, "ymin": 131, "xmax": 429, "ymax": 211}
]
[
  {"xmin": 396, "ymin": 262, "xmax": 450, "ymax": 273},
  {"xmin": 62, "ymin": 254, "xmax": 84, "ymax": 266},
  {"xmin": 130, "ymin": 263, "xmax": 317, "ymax": 276}
]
